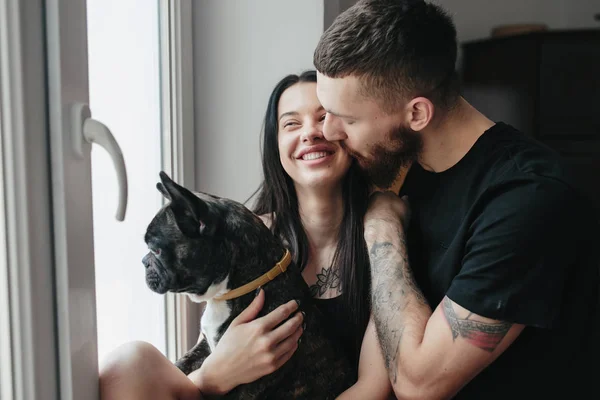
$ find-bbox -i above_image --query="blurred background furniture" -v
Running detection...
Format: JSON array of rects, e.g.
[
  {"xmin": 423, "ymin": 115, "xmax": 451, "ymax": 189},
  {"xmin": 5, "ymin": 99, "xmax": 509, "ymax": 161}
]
[{"xmin": 461, "ymin": 29, "xmax": 600, "ymax": 220}]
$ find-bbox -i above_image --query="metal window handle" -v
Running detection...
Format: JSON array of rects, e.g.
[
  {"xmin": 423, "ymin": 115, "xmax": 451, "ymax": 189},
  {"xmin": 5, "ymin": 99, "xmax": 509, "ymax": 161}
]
[{"xmin": 71, "ymin": 102, "xmax": 128, "ymax": 221}]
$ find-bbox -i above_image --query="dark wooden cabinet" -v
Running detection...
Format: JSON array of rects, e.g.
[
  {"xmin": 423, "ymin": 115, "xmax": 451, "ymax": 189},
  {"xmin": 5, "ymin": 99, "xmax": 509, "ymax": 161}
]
[{"xmin": 461, "ymin": 29, "xmax": 600, "ymax": 220}]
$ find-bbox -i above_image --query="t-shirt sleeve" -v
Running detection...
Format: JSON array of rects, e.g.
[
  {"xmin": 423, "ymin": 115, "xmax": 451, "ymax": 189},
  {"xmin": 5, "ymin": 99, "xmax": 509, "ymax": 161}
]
[{"xmin": 446, "ymin": 177, "xmax": 580, "ymax": 328}]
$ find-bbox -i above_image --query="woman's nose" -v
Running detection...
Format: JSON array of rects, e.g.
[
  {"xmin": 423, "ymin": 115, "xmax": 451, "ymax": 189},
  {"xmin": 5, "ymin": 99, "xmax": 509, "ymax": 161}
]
[{"xmin": 301, "ymin": 124, "xmax": 324, "ymax": 142}]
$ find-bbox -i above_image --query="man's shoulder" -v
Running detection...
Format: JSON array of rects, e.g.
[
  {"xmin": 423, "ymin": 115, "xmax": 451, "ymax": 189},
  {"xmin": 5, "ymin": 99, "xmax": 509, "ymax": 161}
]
[
  {"xmin": 476, "ymin": 122, "xmax": 579, "ymax": 193},
  {"xmin": 457, "ymin": 122, "xmax": 596, "ymax": 235},
  {"xmin": 475, "ymin": 127, "xmax": 598, "ymax": 242}
]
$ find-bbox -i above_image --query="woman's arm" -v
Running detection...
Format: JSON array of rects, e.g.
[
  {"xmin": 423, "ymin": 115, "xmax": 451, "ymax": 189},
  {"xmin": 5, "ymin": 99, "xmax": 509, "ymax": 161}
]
[{"xmin": 337, "ymin": 316, "xmax": 394, "ymax": 400}]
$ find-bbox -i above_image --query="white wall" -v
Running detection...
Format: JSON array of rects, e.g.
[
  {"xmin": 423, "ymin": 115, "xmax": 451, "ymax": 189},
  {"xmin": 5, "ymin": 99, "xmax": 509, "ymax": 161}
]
[
  {"xmin": 324, "ymin": 0, "xmax": 357, "ymax": 29},
  {"xmin": 435, "ymin": 0, "xmax": 598, "ymax": 44},
  {"xmin": 192, "ymin": 0, "xmax": 324, "ymax": 203},
  {"xmin": 328, "ymin": 0, "xmax": 598, "ymax": 43},
  {"xmin": 562, "ymin": 0, "xmax": 599, "ymax": 29}
]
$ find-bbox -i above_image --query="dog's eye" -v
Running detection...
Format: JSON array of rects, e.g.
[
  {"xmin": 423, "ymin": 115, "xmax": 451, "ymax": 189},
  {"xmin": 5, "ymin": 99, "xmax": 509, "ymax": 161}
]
[{"xmin": 150, "ymin": 248, "xmax": 161, "ymax": 257}]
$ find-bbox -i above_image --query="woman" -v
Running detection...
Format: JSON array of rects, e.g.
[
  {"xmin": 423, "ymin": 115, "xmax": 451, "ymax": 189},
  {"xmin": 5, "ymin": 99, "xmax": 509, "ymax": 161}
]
[{"xmin": 99, "ymin": 71, "xmax": 392, "ymax": 399}]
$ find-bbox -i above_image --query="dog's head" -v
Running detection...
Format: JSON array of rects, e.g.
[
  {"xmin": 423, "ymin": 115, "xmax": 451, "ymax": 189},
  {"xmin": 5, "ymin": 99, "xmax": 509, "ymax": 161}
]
[{"xmin": 142, "ymin": 172, "xmax": 282, "ymax": 300}]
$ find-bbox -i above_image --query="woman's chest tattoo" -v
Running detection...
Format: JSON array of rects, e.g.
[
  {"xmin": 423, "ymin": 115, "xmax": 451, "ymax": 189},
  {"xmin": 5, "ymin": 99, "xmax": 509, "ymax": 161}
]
[{"xmin": 308, "ymin": 266, "xmax": 341, "ymax": 297}]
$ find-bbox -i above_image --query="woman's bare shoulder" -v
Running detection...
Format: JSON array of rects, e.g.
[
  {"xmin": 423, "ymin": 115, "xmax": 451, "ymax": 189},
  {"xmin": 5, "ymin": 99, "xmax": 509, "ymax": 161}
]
[{"xmin": 257, "ymin": 213, "xmax": 274, "ymax": 229}]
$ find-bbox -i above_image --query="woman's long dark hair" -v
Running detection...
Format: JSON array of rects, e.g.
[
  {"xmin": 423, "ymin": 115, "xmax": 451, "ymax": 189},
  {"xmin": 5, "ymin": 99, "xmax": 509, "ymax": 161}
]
[{"xmin": 248, "ymin": 70, "xmax": 371, "ymax": 356}]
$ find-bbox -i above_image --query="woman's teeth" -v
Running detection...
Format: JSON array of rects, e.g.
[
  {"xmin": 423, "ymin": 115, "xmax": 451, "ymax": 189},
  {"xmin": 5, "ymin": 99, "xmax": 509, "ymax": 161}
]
[{"xmin": 302, "ymin": 151, "xmax": 329, "ymax": 161}]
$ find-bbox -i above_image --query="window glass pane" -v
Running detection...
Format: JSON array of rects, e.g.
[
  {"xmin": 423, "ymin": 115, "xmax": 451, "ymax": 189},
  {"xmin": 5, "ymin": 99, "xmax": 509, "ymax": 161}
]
[{"xmin": 87, "ymin": 0, "xmax": 166, "ymax": 364}]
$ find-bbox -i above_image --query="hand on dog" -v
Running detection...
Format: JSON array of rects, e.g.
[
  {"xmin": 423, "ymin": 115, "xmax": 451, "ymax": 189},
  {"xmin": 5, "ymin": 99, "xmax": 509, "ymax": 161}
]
[{"xmin": 200, "ymin": 289, "xmax": 304, "ymax": 393}]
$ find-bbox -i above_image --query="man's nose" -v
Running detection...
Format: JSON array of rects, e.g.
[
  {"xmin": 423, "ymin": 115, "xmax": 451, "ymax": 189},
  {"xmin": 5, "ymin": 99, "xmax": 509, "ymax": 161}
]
[{"xmin": 322, "ymin": 114, "xmax": 347, "ymax": 142}]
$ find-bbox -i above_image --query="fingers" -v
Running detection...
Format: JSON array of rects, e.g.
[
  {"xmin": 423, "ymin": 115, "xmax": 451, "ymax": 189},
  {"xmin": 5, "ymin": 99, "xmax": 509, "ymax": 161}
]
[
  {"xmin": 258, "ymin": 327, "xmax": 302, "ymax": 376},
  {"xmin": 272, "ymin": 339, "xmax": 300, "ymax": 371},
  {"xmin": 249, "ymin": 301, "xmax": 304, "ymax": 376},
  {"xmin": 268, "ymin": 310, "xmax": 304, "ymax": 344},
  {"xmin": 272, "ymin": 319, "xmax": 303, "ymax": 359},
  {"xmin": 231, "ymin": 288, "xmax": 265, "ymax": 326},
  {"xmin": 258, "ymin": 299, "xmax": 300, "ymax": 331}
]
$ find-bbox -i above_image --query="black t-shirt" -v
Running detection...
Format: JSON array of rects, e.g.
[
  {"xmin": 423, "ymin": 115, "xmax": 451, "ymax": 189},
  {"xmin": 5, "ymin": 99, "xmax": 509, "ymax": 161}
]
[{"xmin": 399, "ymin": 122, "xmax": 599, "ymax": 399}]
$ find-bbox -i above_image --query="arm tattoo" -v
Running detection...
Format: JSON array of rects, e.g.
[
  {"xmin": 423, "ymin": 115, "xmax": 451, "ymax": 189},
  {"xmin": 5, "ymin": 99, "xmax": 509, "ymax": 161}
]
[
  {"xmin": 309, "ymin": 266, "xmax": 341, "ymax": 297},
  {"xmin": 442, "ymin": 297, "xmax": 512, "ymax": 352},
  {"xmin": 369, "ymin": 238, "xmax": 429, "ymax": 384}
]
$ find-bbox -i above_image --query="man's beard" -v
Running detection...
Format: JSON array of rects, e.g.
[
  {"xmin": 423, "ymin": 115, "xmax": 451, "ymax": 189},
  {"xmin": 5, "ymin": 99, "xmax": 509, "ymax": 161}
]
[{"xmin": 343, "ymin": 125, "xmax": 422, "ymax": 189}]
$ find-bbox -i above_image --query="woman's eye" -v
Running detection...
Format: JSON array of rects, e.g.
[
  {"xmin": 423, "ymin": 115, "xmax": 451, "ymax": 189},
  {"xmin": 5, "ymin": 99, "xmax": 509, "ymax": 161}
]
[
  {"xmin": 283, "ymin": 121, "xmax": 298, "ymax": 128},
  {"xmin": 319, "ymin": 114, "xmax": 326, "ymax": 122}
]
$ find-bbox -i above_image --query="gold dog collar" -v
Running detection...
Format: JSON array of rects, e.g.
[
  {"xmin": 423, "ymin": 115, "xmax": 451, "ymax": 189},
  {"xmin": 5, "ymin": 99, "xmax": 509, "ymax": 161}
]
[{"xmin": 213, "ymin": 249, "xmax": 292, "ymax": 301}]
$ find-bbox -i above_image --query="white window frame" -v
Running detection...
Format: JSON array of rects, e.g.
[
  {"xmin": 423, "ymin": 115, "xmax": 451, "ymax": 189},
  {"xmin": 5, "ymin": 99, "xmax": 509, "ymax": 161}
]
[
  {"xmin": 0, "ymin": 0, "xmax": 59, "ymax": 398},
  {"xmin": 159, "ymin": 0, "xmax": 200, "ymax": 361}
]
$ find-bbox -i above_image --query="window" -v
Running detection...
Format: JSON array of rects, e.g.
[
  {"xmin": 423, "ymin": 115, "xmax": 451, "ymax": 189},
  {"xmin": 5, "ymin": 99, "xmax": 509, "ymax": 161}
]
[
  {"xmin": 0, "ymin": 0, "xmax": 197, "ymax": 398},
  {"xmin": 87, "ymin": 0, "xmax": 166, "ymax": 364}
]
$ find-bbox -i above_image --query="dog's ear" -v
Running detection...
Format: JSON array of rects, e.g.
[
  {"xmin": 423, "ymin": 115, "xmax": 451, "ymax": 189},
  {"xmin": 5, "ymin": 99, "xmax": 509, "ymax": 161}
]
[
  {"xmin": 156, "ymin": 182, "xmax": 171, "ymax": 201},
  {"xmin": 159, "ymin": 171, "xmax": 216, "ymax": 237}
]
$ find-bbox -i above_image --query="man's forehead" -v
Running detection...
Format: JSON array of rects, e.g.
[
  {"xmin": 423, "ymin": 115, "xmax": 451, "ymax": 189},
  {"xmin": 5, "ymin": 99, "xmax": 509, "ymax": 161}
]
[
  {"xmin": 316, "ymin": 72, "xmax": 359, "ymax": 91},
  {"xmin": 316, "ymin": 73, "xmax": 363, "ymax": 112}
]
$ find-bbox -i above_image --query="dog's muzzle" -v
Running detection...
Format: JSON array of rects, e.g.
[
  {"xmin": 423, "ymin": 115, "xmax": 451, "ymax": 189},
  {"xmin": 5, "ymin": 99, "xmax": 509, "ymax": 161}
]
[
  {"xmin": 142, "ymin": 253, "xmax": 154, "ymax": 268},
  {"xmin": 143, "ymin": 252, "xmax": 169, "ymax": 293}
]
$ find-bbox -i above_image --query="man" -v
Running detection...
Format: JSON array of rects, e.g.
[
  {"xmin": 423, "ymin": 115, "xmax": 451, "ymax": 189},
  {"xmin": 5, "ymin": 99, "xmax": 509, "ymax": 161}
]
[{"xmin": 314, "ymin": 0, "xmax": 599, "ymax": 399}]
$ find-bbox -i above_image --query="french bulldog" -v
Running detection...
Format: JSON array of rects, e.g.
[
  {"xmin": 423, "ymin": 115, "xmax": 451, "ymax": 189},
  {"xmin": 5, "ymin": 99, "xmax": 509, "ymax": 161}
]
[{"xmin": 142, "ymin": 171, "xmax": 355, "ymax": 399}]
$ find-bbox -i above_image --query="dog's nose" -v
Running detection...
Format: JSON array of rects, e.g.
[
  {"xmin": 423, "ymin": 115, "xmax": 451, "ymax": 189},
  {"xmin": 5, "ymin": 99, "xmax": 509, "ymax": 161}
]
[{"xmin": 142, "ymin": 253, "xmax": 152, "ymax": 268}]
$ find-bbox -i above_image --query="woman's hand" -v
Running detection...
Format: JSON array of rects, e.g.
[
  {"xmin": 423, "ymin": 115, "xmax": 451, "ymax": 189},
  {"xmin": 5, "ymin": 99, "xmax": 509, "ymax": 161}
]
[{"xmin": 191, "ymin": 289, "xmax": 304, "ymax": 395}]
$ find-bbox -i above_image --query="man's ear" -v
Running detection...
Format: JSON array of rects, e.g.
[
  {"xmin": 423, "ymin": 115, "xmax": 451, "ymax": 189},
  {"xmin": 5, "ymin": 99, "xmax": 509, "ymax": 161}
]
[
  {"xmin": 406, "ymin": 96, "xmax": 434, "ymax": 131},
  {"xmin": 158, "ymin": 171, "xmax": 216, "ymax": 237}
]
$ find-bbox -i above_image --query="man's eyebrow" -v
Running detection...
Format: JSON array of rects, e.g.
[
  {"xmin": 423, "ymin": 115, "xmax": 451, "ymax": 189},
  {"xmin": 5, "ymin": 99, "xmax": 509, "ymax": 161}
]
[{"xmin": 325, "ymin": 109, "xmax": 354, "ymax": 119}]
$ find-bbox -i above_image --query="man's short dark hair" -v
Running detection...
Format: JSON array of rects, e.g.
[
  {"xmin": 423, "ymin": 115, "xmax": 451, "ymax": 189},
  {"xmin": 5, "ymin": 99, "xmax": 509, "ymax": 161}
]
[{"xmin": 314, "ymin": 0, "xmax": 460, "ymax": 112}]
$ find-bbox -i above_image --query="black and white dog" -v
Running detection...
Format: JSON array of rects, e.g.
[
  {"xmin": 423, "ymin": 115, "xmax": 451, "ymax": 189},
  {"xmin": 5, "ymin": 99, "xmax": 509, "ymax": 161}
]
[{"xmin": 142, "ymin": 172, "xmax": 354, "ymax": 399}]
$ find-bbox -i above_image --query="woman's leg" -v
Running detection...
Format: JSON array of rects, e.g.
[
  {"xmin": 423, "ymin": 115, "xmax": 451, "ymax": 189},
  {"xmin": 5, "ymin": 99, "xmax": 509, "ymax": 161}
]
[{"xmin": 99, "ymin": 341, "xmax": 202, "ymax": 400}]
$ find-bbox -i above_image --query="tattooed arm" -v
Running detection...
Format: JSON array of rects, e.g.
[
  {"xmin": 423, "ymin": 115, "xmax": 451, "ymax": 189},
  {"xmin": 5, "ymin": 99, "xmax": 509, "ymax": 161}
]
[{"xmin": 364, "ymin": 192, "xmax": 524, "ymax": 400}]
